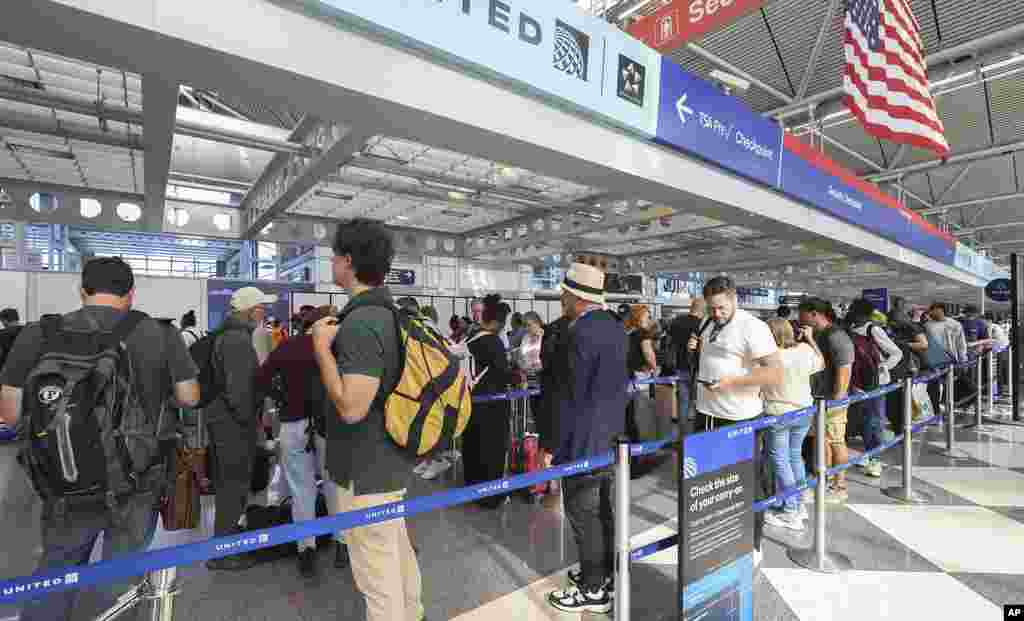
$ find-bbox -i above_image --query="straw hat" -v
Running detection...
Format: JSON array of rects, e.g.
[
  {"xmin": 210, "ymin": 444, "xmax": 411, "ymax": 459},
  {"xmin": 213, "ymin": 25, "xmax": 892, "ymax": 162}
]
[{"xmin": 560, "ymin": 263, "xmax": 606, "ymax": 305}]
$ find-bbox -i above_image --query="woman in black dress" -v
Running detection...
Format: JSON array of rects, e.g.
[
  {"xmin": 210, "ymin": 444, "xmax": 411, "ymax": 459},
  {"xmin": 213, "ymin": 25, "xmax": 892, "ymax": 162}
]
[{"xmin": 463, "ymin": 295, "xmax": 517, "ymax": 509}]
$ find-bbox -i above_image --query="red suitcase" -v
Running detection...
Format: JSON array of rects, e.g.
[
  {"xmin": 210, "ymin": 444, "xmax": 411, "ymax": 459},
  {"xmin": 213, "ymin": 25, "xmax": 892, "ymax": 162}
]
[{"xmin": 509, "ymin": 394, "xmax": 547, "ymax": 500}]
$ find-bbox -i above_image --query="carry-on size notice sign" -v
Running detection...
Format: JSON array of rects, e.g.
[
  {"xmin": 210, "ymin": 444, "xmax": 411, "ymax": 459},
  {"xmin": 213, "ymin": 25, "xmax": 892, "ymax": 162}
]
[{"xmin": 679, "ymin": 425, "xmax": 755, "ymax": 620}]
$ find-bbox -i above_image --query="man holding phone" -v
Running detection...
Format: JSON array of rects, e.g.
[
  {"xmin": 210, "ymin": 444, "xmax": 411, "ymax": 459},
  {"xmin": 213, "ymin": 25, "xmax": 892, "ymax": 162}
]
[{"xmin": 688, "ymin": 277, "xmax": 783, "ymax": 569}]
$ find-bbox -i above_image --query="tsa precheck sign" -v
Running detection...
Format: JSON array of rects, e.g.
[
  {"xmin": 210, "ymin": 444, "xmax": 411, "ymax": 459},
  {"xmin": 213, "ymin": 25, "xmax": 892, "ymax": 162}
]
[
  {"xmin": 655, "ymin": 57, "xmax": 782, "ymax": 189},
  {"xmin": 294, "ymin": 0, "xmax": 662, "ymax": 137}
]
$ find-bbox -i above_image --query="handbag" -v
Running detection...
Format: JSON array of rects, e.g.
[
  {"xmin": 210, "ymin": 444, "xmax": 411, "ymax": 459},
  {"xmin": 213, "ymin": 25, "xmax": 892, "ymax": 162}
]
[
  {"xmin": 160, "ymin": 446, "xmax": 205, "ymax": 531},
  {"xmin": 911, "ymin": 383, "xmax": 935, "ymax": 422}
]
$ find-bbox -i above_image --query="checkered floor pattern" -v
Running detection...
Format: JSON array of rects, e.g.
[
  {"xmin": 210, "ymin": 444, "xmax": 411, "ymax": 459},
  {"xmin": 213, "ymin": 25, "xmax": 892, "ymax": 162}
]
[{"xmin": 758, "ymin": 416, "xmax": 1024, "ymax": 621}]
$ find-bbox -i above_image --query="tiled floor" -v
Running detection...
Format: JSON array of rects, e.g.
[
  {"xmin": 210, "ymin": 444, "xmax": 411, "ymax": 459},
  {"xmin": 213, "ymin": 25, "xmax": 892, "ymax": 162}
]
[{"xmin": 2, "ymin": 409, "xmax": 1024, "ymax": 620}]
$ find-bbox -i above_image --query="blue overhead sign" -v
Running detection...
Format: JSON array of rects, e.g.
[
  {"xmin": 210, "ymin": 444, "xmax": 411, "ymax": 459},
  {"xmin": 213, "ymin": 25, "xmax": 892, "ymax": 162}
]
[
  {"xmin": 298, "ymin": 0, "xmax": 662, "ymax": 137},
  {"xmin": 655, "ymin": 58, "xmax": 783, "ymax": 189},
  {"xmin": 862, "ymin": 288, "xmax": 889, "ymax": 314},
  {"xmin": 779, "ymin": 149, "xmax": 910, "ymax": 245}
]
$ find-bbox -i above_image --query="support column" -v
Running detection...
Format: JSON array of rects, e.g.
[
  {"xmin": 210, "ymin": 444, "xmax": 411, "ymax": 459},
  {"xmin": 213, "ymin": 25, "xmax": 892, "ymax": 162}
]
[{"xmin": 14, "ymin": 222, "xmax": 27, "ymax": 270}]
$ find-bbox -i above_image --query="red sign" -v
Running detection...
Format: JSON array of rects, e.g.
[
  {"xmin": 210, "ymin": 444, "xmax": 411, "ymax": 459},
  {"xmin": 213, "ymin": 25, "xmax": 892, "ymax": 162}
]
[{"xmin": 626, "ymin": 0, "xmax": 768, "ymax": 51}]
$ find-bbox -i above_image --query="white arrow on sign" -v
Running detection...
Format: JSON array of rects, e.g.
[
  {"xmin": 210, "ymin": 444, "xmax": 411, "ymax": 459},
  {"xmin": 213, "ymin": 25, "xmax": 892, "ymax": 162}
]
[{"xmin": 676, "ymin": 93, "xmax": 693, "ymax": 125}]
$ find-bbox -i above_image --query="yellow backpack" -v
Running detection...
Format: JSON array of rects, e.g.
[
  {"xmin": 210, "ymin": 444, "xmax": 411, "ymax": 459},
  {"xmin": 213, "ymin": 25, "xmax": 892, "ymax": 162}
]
[{"xmin": 340, "ymin": 302, "xmax": 472, "ymax": 457}]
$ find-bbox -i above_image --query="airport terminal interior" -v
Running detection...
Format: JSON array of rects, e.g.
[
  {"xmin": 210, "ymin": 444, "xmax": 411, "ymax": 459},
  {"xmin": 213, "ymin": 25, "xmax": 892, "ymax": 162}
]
[{"xmin": 0, "ymin": 0, "xmax": 1023, "ymax": 619}]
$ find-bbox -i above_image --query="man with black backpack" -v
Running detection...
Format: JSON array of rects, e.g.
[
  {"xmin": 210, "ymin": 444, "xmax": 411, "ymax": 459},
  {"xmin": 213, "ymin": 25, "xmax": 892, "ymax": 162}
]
[
  {"xmin": 0, "ymin": 257, "xmax": 199, "ymax": 621},
  {"xmin": 199, "ymin": 286, "xmax": 277, "ymax": 571}
]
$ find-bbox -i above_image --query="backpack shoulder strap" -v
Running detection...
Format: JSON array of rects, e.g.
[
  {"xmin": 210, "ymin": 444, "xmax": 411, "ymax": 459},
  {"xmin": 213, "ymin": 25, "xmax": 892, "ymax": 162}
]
[
  {"xmin": 39, "ymin": 314, "xmax": 63, "ymax": 343},
  {"xmin": 112, "ymin": 310, "xmax": 149, "ymax": 344},
  {"xmin": 697, "ymin": 318, "xmax": 713, "ymax": 339}
]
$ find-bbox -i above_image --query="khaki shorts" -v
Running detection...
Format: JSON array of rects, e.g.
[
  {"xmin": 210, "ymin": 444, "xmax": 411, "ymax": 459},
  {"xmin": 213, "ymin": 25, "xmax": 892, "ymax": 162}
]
[
  {"xmin": 807, "ymin": 407, "xmax": 848, "ymax": 441},
  {"xmin": 825, "ymin": 407, "xmax": 847, "ymax": 446}
]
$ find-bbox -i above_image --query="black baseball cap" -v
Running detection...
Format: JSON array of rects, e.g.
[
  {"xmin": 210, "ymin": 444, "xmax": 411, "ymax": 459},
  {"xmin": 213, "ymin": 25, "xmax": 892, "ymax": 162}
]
[{"xmin": 82, "ymin": 257, "xmax": 135, "ymax": 297}]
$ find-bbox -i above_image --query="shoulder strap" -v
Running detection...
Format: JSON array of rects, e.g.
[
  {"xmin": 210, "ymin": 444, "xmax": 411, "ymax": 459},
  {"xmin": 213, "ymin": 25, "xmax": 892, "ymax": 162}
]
[
  {"xmin": 112, "ymin": 310, "xmax": 149, "ymax": 344},
  {"xmin": 697, "ymin": 318, "xmax": 713, "ymax": 339},
  {"xmin": 39, "ymin": 314, "xmax": 63, "ymax": 342}
]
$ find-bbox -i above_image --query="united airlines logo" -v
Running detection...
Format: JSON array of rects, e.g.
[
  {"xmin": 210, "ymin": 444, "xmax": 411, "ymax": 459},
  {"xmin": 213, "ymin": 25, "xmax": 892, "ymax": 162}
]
[
  {"xmin": 477, "ymin": 481, "xmax": 510, "ymax": 495},
  {"xmin": 2, "ymin": 573, "xmax": 79, "ymax": 597},
  {"xmin": 683, "ymin": 457, "xmax": 698, "ymax": 480},
  {"xmin": 365, "ymin": 503, "xmax": 406, "ymax": 521},
  {"xmin": 553, "ymin": 20, "xmax": 589, "ymax": 81}
]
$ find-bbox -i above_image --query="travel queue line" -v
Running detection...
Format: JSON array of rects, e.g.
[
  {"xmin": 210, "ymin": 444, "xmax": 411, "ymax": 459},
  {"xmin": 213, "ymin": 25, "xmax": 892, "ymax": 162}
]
[{"xmin": 0, "ymin": 353, "xmax": 1005, "ymax": 611}]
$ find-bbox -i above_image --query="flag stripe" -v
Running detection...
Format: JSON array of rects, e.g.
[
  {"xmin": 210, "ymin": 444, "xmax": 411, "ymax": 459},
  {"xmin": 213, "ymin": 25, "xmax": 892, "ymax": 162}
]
[
  {"xmin": 843, "ymin": 0, "xmax": 949, "ymax": 156},
  {"xmin": 846, "ymin": 26, "xmax": 939, "ymax": 124}
]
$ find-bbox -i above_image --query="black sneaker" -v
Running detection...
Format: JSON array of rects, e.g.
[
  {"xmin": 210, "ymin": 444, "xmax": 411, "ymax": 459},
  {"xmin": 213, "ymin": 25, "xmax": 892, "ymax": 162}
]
[
  {"xmin": 334, "ymin": 542, "xmax": 350, "ymax": 569},
  {"xmin": 206, "ymin": 553, "xmax": 257, "ymax": 572},
  {"xmin": 567, "ymin": 568, "xmax": 615, "ymax": 594},
  {"xmin": 547, "ymin": 584, "xmax": 612, "ymax": 614},
  {"xmin": 298, "ymin": 548, "xmax": 317, "ymax": 578}
]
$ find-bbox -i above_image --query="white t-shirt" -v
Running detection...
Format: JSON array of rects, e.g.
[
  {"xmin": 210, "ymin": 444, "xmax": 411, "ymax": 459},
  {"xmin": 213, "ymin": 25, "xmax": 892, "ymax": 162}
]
[
  {"xmin": 695, "ymin": 308, "xmax": 779, "ymax": 421},
  {"xmin": 762, "ymin": 343, "xmax": 824, "ymax": 415}
]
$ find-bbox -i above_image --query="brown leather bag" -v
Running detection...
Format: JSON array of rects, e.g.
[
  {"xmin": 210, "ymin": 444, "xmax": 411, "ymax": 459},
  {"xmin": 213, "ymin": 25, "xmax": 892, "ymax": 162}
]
[{"xmin": 160, "ymin": 446, "xmax": 205, "ymax": 531}]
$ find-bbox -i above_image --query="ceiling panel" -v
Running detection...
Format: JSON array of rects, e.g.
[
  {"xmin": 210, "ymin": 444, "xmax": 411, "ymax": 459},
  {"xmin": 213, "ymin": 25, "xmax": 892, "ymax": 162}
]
[
  {"xmin": 763, "ymin": 0, "xmax": 831, "ymax": 97},
  {"xmin": 934, "ymin": 0, "xmax": 1024, "ymax": 52},
  {"xmin": 902, "ymin": 82, "xmax": 992, "ymax": 166},
  {"xmin": 988, "ymin": 73, "xmax": 1024, "ymax": 144},
  {"xmin": 942, "ymin": 156, "xmax": 1016, "ymax": 205}
]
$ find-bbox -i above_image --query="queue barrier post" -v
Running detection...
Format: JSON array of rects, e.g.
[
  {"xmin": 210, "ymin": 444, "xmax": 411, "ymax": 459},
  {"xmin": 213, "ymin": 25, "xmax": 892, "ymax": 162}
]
[
  {"xmin": 787, "ymin": 399, "xmax": 852, "ymax": 573},
  {"xmin": 935, "ymin": 364, "xmax": 969, "ymax": 459},
  {"xmin": 614, "ymin": 435, "xmax": 631, "ymax": 621},
  {"xmin": 882, "ymin": 377, "xmax": 932, "ymax": 504},
  {"xmin": 95, "ymin": 567, "xmax": 178, "ymax": 621},
  {"xmin": 1009, "ymin": 346, "xmax": 1016, "ymax": 416}
]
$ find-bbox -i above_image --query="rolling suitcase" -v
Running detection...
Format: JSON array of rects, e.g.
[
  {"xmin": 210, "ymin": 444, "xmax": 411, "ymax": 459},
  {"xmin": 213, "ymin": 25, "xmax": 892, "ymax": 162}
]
[{"xmin": 508, "ymin": 391, "xmax": 546, "ymax": 501}]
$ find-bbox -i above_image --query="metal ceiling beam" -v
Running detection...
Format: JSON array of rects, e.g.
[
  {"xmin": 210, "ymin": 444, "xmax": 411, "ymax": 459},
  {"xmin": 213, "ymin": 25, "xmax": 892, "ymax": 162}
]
[
  {"xmin": 0, "ymin": 111, "xmax": 143, "ymax": 150},
  {"xmin": 920, "ymin": 191, "xmax": 1024, "ymax": 216},
  {"xmin": 768, "ymin": 22, "xmax": 1024, "ymax": 122},
  {"xmin": 0, "ymin": 176, "xmax": 144, "ymax": 202},
  {"xmin": 346, "ymin": 156, "xmax": 586, "ymax": 213},
  {"xmin": 0, "ymin": 82, "xmax": 312, "ymax": 155},
  {"xmin": 864, "ymin": 139, "xmax": 1024, "ymax": 184},
  {"xmin": 463, "ymin": 201, "xmax": 674, "ymax": 258},
  {"xmin": 796, "ymin": 0, "xmax": 840, "ymax": 100},
  {"xmin": 141, "ymin": 75, "xmax": 177, "ymax": 233},
  {"xmin": 639, "ymin": 252, "xmax": 852, "ymax": 276},
  {"xmin": 933, "ymin": 164, "xmax": 974, "ymax": 206},
  {"xmin": 573, "ymin": 224, "xmax": 737, "ymax": 250},
  {"xmin": 886, "ymin": 144, "xmax": 909, "ymax": 171},
  {"xmin": 324, "ymin": 175, "xmax": 536, "ymax": 216},
  {"xmin": 953, "ymin": 222, "xmax": 1024, "ymax": 237},
  {"xmin": 979, "ymin": 238, "xmax": 1024, "ymax": 248},
  {"xmin": 685, "ymin": 43, "xmax": 794, "ymax": 104},
  {"xmin": 241, "ymin": 118, "xmax": 373, "ymax": 238}
]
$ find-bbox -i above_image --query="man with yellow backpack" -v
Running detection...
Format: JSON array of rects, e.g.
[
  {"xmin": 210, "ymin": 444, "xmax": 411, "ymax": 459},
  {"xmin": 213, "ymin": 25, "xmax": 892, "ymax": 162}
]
[{"xmin": 312, "ymin": 219, "xmax": 469, "ymax": 621}]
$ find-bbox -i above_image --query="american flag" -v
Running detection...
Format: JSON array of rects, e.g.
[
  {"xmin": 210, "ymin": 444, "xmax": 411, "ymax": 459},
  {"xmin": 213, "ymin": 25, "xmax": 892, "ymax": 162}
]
[{"xmin": 843, "ymin": 0, "xmax": 949, "ymax": 156}]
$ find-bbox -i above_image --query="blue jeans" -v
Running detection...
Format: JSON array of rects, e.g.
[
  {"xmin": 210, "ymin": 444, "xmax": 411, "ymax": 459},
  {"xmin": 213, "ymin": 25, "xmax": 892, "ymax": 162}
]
[
  {"xmin": 858, "ymin": 397, "xmax": 886, "ymax": 455},
  {"xmin": 21, "ymin": 492, "xmax": 158, "ymax": 621},
  {"xmin": 279, "ymin": 419, "xmax": 318, "ymax": 551},
  {"xmin": 768, "ymin": 419, "xmax": 812, "ymax": 513}
]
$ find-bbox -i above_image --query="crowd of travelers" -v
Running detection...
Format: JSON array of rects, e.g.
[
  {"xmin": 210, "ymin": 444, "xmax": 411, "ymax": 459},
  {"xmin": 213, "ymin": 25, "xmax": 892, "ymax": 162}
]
[{"xmin": 0, "ymin": 215, "xmax": 1012, "ymax": 619}]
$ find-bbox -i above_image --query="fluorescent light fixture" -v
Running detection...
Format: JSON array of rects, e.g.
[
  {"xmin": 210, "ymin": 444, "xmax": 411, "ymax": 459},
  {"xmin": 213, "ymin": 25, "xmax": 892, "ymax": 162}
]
[
  {"xmin": 440, "ymin": 209, "xmax": 472, "ymax": 219},
  {"xmin": 394, "ymin": 215, "xmax": 410, "ymax": 221},
  {"xmin": 9, "ymin": 143, "xmax": 74, "ymax": 160},
  {"xmin": 422, "ymin": 180, "xmax": 476, "ymax": 194},
  {"xmin": 314, "ymin": 190, "xmax": 354, "ymax": 201},
  {"xmin": 448, "ymin": 190, "xmax": 467, "ymax": 201},
  {"xmin": 358, "ymin": 151, "xmax": 409, "ymax": 166}
]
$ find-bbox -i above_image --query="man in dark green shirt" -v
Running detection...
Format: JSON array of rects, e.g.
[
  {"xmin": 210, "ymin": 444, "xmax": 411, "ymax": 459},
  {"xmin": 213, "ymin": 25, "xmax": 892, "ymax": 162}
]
[{"xmin": 312, "ymin": 219, "xmax": 423, "ymax": 621}]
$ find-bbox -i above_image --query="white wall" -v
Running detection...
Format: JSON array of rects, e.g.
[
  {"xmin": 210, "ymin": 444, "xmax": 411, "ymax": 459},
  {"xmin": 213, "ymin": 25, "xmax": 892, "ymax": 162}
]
[
  {"xmin": 25, "ymin": 271, "xmax": 208, "ymax": 329},
  {"xmin": 0, "ymin": 271, "xmax": 28, "ymax": 323}
]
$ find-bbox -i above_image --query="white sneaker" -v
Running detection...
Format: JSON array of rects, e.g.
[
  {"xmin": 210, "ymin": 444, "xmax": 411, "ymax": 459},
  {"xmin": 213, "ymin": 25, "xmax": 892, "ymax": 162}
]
[
  {"xmin": 413, "ymin": 460, "xmax": 431, "ymax": 475},
  {"xmin": 764, "ymin": 510, "xmax": 806, "ymax": 532},
  {"xmin": 421, "ymin": 458, "xmax": 453, "ymax": 480}
]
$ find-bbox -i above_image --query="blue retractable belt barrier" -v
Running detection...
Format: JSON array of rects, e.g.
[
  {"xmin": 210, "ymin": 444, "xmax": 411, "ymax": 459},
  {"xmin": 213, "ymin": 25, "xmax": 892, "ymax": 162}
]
[{"xmin": 0, "ymin": 353, "xmax": 998, "ymax": 604}]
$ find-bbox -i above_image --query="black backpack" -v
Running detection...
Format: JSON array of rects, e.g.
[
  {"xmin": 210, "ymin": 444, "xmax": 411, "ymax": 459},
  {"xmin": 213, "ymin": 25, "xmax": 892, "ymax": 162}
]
[
  {"xmin": 19, "ymin": 311, "xmax": 165, "ymax": 505},
  {"xmin": 188, "ymin": 329, "xmax": 229, "ymax": 409}
]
